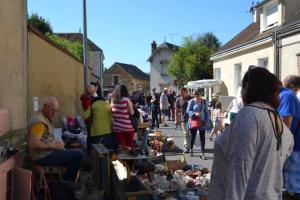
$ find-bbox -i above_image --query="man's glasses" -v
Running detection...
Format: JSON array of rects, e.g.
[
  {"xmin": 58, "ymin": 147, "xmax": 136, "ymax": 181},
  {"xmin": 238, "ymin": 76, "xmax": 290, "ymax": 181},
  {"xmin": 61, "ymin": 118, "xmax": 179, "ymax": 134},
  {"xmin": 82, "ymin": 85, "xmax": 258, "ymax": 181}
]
[{"xmin": 46, "ymin": 105, "xmax": 59, "ymax": 112}]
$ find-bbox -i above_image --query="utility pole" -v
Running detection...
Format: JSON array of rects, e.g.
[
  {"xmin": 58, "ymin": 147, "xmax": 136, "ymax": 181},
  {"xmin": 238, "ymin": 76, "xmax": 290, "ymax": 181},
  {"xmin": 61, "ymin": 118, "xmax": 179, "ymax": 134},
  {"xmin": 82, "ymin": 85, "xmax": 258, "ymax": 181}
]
[
  {"xmin": 100, "ymin": 54, "xmax": 104, "ymax": 97},
  {"xmin": 83, "ymin": 0, "xmax": 89, "ymax": 88}
]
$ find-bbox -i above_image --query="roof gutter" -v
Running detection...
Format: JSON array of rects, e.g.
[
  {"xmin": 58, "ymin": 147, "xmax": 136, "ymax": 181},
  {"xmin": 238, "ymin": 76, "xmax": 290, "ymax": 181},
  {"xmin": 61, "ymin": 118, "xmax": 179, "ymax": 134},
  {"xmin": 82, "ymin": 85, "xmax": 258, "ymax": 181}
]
[
  {"xmin": 211, "ymin": 36, "xmax": 272, "ymax": 61},
  {"xmin": 276, "ymin": 20, "xmax": 300, "ymax": 38}
]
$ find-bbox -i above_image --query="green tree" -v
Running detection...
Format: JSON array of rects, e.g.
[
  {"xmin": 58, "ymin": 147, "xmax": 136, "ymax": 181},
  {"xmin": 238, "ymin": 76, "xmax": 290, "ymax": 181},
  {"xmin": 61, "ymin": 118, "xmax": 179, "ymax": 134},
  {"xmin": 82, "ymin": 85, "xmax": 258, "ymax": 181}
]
[
  {"xmin": 28, "ymin": 13, "xmax": 53, "ymax": 35},
  {"xmin": 196, "ymin": 32, "xmax": 221, "ymax": 52},
  {"xmin": 168, "ymin": 33, "xmax": 220, "ymax": 86}
]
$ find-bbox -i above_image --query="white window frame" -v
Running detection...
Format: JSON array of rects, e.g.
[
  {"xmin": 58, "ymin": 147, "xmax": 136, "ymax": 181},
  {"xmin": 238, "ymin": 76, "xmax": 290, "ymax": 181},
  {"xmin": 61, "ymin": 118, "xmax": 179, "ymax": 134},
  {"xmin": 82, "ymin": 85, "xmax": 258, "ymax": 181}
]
[
  {"xmin": 258, "ymin": 57, "xmax": 269, "ymax": 68},
  {"xmin": 263, "ymin": 1, "xmax": 278, "ymax": 30},
  {"xmin": 160, "ymin": 59, "xmax": 169, "ymax": 76},
  {"xmin": 214, "ymin": 68, "xmax": 221, "ymax": 93},
  {"xmin": 234, "ymin": 63, "xmax": 242, "ymax": 94}
]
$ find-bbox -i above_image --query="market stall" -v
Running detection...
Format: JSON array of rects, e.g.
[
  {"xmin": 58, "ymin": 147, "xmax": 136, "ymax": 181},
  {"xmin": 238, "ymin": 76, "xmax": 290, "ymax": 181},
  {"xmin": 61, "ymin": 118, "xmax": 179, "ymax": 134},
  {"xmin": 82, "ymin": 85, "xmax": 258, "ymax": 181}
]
[{"xmin": 90, "ymin": 126, "xmax": 212, "ymax": 200}]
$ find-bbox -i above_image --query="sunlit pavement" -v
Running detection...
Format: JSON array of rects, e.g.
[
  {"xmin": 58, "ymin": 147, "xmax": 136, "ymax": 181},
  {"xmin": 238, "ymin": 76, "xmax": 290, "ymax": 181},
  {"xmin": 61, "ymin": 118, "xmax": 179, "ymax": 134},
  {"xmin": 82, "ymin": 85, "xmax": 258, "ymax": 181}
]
[{"xmin": 158, "ymin": 120, "xmax": 214, "ymax": 170}]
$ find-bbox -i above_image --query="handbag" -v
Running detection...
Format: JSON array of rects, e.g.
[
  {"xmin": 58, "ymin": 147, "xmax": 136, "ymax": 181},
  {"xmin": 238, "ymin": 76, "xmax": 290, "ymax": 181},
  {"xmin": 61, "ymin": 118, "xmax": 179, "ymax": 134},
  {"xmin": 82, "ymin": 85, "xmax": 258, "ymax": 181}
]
[{"xmin": 189, "ymin": 116, "xmax": 201, "ymax": 129}]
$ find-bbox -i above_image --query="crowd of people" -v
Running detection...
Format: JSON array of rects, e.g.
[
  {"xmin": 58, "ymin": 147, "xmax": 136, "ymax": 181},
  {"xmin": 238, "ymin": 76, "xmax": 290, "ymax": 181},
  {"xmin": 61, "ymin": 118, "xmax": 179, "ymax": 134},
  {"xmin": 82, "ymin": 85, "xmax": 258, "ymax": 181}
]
[{"xmin": 26, "ymin": 66, "xmax": 300, "ymax": 199}]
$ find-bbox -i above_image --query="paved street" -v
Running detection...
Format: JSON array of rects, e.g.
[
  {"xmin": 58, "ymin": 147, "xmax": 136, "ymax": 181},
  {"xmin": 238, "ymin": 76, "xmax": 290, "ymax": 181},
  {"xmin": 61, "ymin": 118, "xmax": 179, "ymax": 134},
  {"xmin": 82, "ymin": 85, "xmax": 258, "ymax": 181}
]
[{"xmin": 158, "ymin": 120, "xmax": 214, "ymax": 170}]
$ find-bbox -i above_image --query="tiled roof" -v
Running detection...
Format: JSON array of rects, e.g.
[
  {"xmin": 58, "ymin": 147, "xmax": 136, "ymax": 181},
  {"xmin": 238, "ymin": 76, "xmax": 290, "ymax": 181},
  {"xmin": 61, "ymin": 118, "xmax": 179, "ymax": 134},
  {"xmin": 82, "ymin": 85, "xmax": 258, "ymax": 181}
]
[
  {"xmin": 56, "ymin": 33, "xmax": 102, "ymax": 51},
  {"xmin": 215, "ymin": 5, "xmax": 300, "ymax": 57},
  {"xmin": 147, "ymin": 42, "xmax": 179, "ymax": 61},
  {"xmin": 114, "ymin": 62, "xmax": 150, "ymax": 80},
  {"xmin": 164, "ymin": 42, "xmax": 180, "ymax": 51},
  {"xmin": 218, "ymin": 22, "xmax": 274, "ymax": 52},
  {"xmin": 219, "ymin": 22, "xmax": 261, "ymax": 51},
  {"xmin": 253, "ymin": 0, "xmax": 271, "ymax": 9},
  {"xmin": 285, "ymin": 10, "xmax": 300, "ymax": 26}
]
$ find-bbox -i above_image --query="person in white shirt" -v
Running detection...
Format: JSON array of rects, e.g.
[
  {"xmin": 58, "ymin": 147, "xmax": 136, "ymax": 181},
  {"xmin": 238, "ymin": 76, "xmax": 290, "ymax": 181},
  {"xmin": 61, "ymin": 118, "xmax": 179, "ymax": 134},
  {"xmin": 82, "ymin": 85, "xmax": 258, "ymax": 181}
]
[
  {"xmin": 160, "ymin": 88, "xmax": 170, "ymax": 126},
  {"xmin": 209, "ymin": 101, "xmax": 224, "ymax": 140}
]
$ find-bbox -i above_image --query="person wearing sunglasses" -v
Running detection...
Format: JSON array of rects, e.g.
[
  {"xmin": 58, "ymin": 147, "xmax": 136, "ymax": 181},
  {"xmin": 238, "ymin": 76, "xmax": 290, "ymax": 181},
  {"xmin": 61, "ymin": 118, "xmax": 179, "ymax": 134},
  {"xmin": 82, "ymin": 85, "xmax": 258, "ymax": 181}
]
[
  {"xmin": 186, "ymin": 88, "xmax": 210, "ymax": 159},
  {"xmin": 209, "ymin": 67, "xmax": 293, "ymax": 200}
]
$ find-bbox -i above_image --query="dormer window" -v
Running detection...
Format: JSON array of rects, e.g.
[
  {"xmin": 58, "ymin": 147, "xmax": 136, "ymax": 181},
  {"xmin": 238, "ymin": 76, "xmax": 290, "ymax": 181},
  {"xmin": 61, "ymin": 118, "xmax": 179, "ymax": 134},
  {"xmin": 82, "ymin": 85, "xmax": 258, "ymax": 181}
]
[{"xmin": 262, "ymin": 1, "xmax": 279, "ymax": 31}]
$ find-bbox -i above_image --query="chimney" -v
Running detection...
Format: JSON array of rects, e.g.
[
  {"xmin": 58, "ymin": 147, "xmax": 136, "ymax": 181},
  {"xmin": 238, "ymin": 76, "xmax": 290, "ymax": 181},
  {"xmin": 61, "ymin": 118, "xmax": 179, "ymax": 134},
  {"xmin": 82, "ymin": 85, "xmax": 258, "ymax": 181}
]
[{"xmin": 151, "ymin": 41, "xmax": 157, "ymax": 53}]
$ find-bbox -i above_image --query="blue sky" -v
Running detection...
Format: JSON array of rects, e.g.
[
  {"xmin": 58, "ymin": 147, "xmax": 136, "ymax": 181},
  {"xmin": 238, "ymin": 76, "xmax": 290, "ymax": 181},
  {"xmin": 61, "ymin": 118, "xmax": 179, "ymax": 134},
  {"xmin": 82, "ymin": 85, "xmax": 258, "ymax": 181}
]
[{"xmin": 28, "ymin": 0, "xmax": 258, "ymax": 72}]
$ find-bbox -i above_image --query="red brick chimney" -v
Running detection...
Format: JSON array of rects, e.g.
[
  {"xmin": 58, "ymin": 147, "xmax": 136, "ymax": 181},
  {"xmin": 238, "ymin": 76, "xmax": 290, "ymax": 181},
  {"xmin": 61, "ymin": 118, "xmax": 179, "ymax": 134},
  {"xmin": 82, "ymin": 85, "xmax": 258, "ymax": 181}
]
[{"xmin": 151, "ymin": 41, "xmax": 157, "ymax": 53}]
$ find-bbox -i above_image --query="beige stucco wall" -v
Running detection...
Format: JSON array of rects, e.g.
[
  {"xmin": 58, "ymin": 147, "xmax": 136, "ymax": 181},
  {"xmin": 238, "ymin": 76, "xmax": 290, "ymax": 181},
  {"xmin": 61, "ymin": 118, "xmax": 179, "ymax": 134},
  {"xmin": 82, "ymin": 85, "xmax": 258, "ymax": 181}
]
[
  {"xmin": 28, "ymin": 30, "xmax": 84, "ymax": 126},
  {"xmin": 213, "ymin": 42, "xmax": 274, "ymax": 96},
  {"xmin": 281, "ymin": 33, "xmax": 300, "ymax": 79},
  {"xmin": 0, "ymin": 0, "xmax": 27, "ymax": 130}
]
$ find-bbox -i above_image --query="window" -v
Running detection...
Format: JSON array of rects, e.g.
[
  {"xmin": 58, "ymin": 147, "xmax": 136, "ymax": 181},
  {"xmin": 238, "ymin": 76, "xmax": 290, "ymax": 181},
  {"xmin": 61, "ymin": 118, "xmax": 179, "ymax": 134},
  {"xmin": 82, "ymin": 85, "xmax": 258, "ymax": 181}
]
[
  {"xmin": 258, "ymin": 57, "xmax": 269, "ymax": 68},
  {"xmin": 234, "ymin": 64, "xmax": 242, "ymax": 94},
  {"xmin": 214, "ymin": 68, "xmax": 221, "ymax": 80},
  {"xmin": 113, "ymin": 76, "xmax": 119, "ymax": 86},
  {"xmin": 264, "ymin": 2, "xmax": 278, "ymax": 29},
  {"xmin": 160, "ymin": 59, "xmax": 169, "ymax": 76},
  {"xmin": 214, "ymin": 68, "xmax": 221, "ymax": 93}
]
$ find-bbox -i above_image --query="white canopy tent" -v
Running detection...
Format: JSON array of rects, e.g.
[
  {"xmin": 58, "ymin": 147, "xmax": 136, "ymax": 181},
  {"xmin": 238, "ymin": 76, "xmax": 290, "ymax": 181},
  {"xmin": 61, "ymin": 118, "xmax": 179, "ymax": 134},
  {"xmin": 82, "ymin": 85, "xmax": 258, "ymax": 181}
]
[
  {"xmin": 185, "ymin": 79, "xmax": 223, "ymax": 101},
  {"xmin": 185, "ymin": 79, "xmax": 223, "ymax": 89}
]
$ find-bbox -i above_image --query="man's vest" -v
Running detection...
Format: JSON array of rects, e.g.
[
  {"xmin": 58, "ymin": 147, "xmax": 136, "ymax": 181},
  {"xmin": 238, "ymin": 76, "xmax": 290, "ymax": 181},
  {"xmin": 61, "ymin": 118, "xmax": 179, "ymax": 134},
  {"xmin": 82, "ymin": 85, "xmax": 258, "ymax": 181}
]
[{"xmin": 28, "ymin": 112, "xmax": 55, "ymax": 160}]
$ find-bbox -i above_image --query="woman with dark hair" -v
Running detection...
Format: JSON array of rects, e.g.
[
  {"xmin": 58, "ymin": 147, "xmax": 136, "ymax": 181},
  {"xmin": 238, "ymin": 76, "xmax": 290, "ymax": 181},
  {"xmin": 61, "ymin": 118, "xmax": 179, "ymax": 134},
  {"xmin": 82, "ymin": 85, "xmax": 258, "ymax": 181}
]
[
  {"xmin": 111, "ymin": 84, "xmax": 135, "ymax": 149},
  {"xmin": 209, "ymin": 66, "xmax": 292, "ymax": 200},
  {"xmin": 83, "ymin": 92, "xmax": 116, "ymax": 154},
  {"xmin": 90, "ymin": 81, "xmax": 102, "ymax": 97},
  {"xmin": 186, "ymin": 88, "xmax": 210, "ymax": 159}
]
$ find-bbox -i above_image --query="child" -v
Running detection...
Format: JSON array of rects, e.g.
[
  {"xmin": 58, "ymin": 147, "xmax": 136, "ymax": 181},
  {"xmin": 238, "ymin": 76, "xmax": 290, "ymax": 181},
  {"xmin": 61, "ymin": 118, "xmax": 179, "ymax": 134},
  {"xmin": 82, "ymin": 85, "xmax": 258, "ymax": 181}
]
[{"xmin": 209, "ymin": 101, "xmax": 224, "ymax": 141}]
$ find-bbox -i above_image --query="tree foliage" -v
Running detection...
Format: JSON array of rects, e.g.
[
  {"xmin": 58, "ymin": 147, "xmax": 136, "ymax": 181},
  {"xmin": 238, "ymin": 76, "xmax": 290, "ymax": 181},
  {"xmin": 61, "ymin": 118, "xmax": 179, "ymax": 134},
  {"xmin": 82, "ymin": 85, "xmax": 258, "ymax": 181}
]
[
  {"xmin": 28, "ymin": 13, "xmax": 53, "ymax": 35},
  {"xmin": 196, "ymin": 32, "xmax": 221, "ymax": 52},
  {"xmin": 28, "ymin": 13, "xmax": 83, "ymax": 60},
  {"xmin": 168, "ymin": 32, "xmax": 221, "ymax": 86},
  {"xmin": 46, "ymin": 33, "xmax": 83, "ymax": 61}
]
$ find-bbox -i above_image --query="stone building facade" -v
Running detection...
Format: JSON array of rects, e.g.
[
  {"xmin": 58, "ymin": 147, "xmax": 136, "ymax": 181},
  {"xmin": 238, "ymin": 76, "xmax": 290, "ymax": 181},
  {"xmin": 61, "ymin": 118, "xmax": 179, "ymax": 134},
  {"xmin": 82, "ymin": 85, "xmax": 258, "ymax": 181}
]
[{"xmin": 103, "ymin": 62, "xmax": 150, "ymax": 94}]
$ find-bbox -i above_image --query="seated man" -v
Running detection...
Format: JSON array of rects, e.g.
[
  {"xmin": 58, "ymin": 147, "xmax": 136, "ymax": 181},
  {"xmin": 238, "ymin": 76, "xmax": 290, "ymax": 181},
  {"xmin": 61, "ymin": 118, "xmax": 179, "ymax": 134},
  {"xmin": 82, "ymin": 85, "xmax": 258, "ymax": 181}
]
[{"xmin": 28, "ymin": 96, "xmax": 83, "ymax": 187}]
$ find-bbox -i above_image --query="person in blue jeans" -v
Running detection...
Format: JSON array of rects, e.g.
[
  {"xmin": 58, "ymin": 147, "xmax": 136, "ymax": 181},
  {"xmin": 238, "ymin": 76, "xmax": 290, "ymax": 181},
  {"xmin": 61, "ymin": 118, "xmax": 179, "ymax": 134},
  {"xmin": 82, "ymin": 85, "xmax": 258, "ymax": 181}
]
[
  {"xmin": 187, "ymin": 88, "xmax": 209, "ymax": 159},
  {"xmin": 28, "ymin": 97, "xmax": 83, "ymax": 188},
  {"xmin": 279, "ymin": 75, "xmax": 300, "ymax": 199}
]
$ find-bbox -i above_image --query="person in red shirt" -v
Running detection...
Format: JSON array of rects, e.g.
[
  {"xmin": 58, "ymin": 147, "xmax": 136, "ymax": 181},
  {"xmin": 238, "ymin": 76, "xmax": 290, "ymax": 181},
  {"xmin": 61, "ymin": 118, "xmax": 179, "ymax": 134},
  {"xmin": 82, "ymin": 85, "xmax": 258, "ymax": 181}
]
[{"xmin": 80, "ymin": 83, "xmax": 97, "ymax": 153}]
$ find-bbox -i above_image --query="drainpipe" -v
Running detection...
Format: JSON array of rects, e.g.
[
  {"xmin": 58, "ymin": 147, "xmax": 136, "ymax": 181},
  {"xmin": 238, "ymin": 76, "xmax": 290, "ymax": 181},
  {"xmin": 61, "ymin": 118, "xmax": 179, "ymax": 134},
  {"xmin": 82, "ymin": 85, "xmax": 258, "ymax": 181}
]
[{"xmin": 273, "ymin": 30, "xmax": 280, "ymax": 78}]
